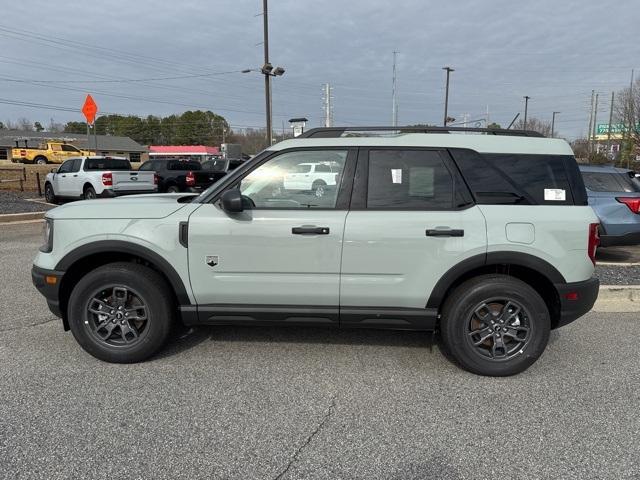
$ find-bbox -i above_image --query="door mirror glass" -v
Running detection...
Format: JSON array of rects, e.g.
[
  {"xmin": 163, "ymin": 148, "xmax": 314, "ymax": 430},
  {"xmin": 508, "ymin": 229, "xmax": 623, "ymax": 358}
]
[{"xmin": 220, "ymin": 188, "xmax": 244, "ymax": 213}]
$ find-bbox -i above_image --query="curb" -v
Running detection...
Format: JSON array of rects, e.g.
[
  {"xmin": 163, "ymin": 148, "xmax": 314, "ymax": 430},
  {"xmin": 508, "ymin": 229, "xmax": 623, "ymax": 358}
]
[
  {"xmin": 593, "ymin": 285, "xmax": 640, "ymax": 312},
  {"xmin": 0, "ymin": 211, "xmax": 46, "ymax": 223}
]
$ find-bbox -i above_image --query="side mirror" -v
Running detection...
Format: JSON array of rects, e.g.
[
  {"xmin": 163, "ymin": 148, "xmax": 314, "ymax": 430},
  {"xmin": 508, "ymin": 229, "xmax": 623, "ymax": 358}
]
[
  {"xmin": 51, "ymin": 168, "xmax": 58, "ymax": 174},
  {"xmin": 220, "ymin": 188, "xmax": 244, "ymax": 213}
]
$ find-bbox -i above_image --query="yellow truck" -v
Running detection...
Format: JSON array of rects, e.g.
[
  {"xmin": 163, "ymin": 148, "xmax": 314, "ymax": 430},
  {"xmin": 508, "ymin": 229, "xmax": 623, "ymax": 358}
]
[{"xmin": 11, "ymin": 141, "xmax": 95, "ymax": 165}]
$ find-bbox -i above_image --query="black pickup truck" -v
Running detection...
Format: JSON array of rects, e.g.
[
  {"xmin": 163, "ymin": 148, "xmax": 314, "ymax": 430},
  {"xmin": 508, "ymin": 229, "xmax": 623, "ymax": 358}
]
[{"xmin": 138, "ymin": 159, "xmax": 226, "ymax": 193}]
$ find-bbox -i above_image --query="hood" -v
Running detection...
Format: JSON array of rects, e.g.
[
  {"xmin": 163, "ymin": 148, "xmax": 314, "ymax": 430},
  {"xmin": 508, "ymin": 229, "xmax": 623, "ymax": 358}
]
[{"xmin": 46, "ymin": 193, "xmax": 198, "ymax": 220}]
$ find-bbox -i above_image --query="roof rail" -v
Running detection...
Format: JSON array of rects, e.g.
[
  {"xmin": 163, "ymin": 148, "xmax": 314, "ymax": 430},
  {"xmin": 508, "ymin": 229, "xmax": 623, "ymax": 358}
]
[{"xmin": 297, "ymin": 126, "xmax": 546, "ymax": 139}]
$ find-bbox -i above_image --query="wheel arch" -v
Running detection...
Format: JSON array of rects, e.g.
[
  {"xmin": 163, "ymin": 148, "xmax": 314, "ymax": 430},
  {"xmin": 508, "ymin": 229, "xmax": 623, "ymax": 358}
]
[
  {"xmin": 55, "ymin": 241, "xmax": 191, "ymax": 329},
  {"xmin": 427, "ymin": 252, "xmax": 564, "ymax": 328}
]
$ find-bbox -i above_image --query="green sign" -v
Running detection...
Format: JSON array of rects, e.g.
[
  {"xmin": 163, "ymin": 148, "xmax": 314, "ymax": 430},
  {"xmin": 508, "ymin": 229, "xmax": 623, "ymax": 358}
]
[{"xmin": 597, "ymin": 123, "xmax": 640, "ymax": 134}]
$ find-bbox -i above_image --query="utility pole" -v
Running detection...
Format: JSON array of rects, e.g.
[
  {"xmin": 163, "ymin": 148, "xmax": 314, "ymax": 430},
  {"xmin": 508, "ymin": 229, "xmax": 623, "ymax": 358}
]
[
  {"xmin": 392, "ymin": 51, "xmax": 398, "ymax": 127},
  {"xmin": 628, "ymin": 69, "xmax": 635, "ymax": 168},
  {"xmin": 523, "ymin": 96, "xmax": 531, "ymax": 130},
  {"xmin": 587, "ymin": 90, "xmax": 595, "ymax": 154},
  {"xmin": 592, "ymin": 93, "xmax": 599, "ymax": 154},
  {"xmin": 551, "ymin": 111, "xmax": 560, "ymax": 138},
  {"xmin": 442, "ymin": 66, "xmax": 454, "ymax": 126},
  {"xmin": 323, "ymin": 83, "xmax": 333, "ymax": 127},
  {"xmin": 262, "ymin": 0, "xmax": 272, "ymax": 145},
  {"xmin": 607, "ymin": 91, "xmax": 615, "ymax": 159}
]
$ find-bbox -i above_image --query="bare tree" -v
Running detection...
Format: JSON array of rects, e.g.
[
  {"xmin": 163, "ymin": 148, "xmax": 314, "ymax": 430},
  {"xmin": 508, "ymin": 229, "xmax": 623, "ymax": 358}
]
[
  {"xmin": 614, "ymin": 78, "xmax": 640, "ymax": 165},
  {"xmin": 513, "ymin": 117, "xmax": 553, "ymax": 137}
]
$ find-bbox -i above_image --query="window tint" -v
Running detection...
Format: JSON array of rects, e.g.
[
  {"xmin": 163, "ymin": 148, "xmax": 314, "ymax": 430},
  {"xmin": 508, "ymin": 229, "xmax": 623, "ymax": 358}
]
[
  {"xmin": 239, "ymin": 150, "xmax": 347, "ymax": 209},
  {"xmin": 228, "ymin": 160, "xmax": 243, "ymax": 170},
  {"xmin": 315, "ymin": 163, "xmax": 331, "ymax": 172},
  {"xmin": 58, "ymin": 160, "xmax": 74, "ymax": 173},
  {"xmin": 84, "ymin": 158, "xmax": 131, "ymax": 170},
  {"xmin": 61, "ymin": 144, "xmax": 80, "ymax": 152},
  {"xmin": 138, "ymin": 161, "xmax": 156, "ymax": 171},
  {"xmin": 70, "ymin": 159, "xmax": 82, "ymax": 172},
  {"xmin": 168, "ymin": 161, "xmax": 201, "ymax": 171},
  {"xmin": 583, "ymin": 172, "xmax": 640, "ymax": 193},
  {"xmin": 367, "ymin": 150, "xmax": 453, "ymax": 209},
  {"xmin": 454, "ymin": 150, "xmax": 574, "ymax": 205}
]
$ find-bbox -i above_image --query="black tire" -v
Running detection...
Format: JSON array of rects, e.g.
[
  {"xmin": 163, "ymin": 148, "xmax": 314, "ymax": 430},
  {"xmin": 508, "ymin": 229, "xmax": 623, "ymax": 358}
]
[
  {"xmin": 312, "ymin": 180, "xmax": 327, "ymax": 198},
  {"xmin": 34, "ymin": 156, "xmax": 48, "ymax": 165},
  {"xmin": 44, "ymin": 183, "xmax": 57, "ymax": 204},
  {"xmin": 67, "ymin": 262, "xmax": 174, "ymax": 363},
  {"xmin": 83, "ymin": 185, "xmax": 97, "ymax": 200},
  {"xmin": 166, "ymin": 184, "xmax": 180, "ymax": 193},
  {"xmin": 440, "ymin": 274, "xmax": 550, "ymax": 376}
]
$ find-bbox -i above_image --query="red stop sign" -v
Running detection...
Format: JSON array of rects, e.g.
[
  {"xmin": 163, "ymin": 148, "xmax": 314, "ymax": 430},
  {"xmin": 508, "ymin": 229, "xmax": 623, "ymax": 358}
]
[{"xmin": 82, "ymin": 94, "xmax": 98, "ymax": 124}]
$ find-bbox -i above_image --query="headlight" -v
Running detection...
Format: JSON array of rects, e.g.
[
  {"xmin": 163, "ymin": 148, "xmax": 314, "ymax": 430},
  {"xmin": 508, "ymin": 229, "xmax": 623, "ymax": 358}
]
[{"xmin": 40, "ymin": 218, "xmax": 53, "ymax": 253}]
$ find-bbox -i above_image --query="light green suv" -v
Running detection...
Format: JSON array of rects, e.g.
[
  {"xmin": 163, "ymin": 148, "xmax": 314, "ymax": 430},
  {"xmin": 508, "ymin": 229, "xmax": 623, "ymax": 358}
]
[{"xmin": 32, "ymin": 127, "xmax": 601, "ymax": 376}]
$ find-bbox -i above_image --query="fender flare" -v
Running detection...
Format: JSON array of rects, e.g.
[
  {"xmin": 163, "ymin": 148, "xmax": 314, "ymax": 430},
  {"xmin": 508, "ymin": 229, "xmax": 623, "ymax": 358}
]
[
  {"xmin": 426, "ymin": 251, "xmax": 566, "ymax": 309},
  {"xmin": 55, "ymin": 240, "xmax": 191, "ymax": 305}
]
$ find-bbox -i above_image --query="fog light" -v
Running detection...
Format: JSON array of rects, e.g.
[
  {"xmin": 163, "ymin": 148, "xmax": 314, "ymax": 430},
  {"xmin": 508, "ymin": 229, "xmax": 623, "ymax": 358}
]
[
  {"xmin": 564, "ymin": 292, "xmax": 578, "ymax": 301},
  {"xmin": 45, "ymin": 275, "xmax": 58, "ymax": 285}
]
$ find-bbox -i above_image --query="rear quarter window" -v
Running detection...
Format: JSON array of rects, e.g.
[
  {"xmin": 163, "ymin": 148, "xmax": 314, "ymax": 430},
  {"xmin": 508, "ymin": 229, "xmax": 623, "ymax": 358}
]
[{"xmin": 453, "ymin": 150, "xmax": 576, "ymax": 205}]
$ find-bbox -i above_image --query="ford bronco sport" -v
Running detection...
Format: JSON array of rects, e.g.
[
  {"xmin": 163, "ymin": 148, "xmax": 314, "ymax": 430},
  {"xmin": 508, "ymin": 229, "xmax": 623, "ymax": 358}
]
[{"xmin": 32, "ymin": 126, "xmax": 600, "ymax": 376}]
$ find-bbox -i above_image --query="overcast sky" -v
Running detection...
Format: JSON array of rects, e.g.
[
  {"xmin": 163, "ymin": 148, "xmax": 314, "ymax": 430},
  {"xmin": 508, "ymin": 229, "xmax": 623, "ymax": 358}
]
[{"xmin": 1, "ymin": 0, "xmax": 638, "ymax": 139}]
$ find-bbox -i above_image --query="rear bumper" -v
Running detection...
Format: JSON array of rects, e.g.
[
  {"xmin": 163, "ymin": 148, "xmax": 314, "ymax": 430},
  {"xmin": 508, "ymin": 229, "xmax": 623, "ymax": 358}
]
[
  {"xmin": 31, "ymin": 264, "xmax": 65, "ymax": 320},
  {"xmin": 554, "ymin": 278, "xmax": 600, "ymax": 328},
  {"xmin": 600, "ymin": 231, "xmax": 640, "ymax": 247},
  {"xmin": 99, "ymin": 189, "xmax": 157, "ymax": 198}
]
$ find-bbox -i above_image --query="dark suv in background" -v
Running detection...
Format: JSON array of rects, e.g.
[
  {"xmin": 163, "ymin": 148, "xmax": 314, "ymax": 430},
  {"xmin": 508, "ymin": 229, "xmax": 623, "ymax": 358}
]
[{"xmin": 139, "ymin": 159, "xmax": 226, "ymax": 193}]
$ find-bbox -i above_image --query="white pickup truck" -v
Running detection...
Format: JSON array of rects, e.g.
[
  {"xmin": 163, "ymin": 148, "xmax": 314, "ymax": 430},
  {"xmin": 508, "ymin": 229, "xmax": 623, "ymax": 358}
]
[{"xmin": 44, "ymin": 156, "xmax": 157, "ymax": 203}]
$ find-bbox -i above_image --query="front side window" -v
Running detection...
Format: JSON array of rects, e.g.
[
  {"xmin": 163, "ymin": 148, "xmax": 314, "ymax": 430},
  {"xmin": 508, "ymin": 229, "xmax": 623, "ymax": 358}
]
[
  {"xmin": 367, "ymin": 150, "xmax": 454, "ymax": 209},
  {"xmin": 61, "ymin": 144, "xmax": 80, "ymax": 152},
  {"xmin": 58, "ymin": 160, "xmax": 74, "ymax": 173},
  {"xmin": 239, "ymin": 150, "xmax": 348, "ymax": 209}
]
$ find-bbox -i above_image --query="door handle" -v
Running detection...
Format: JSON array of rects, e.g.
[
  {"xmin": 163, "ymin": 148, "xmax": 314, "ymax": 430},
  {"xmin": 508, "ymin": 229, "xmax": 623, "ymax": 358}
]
[
  {"xmin": 73, "ymin": 174, "xmax": 78, "ymax": 177},
  {"xmin": 292, "ymin": 226, "xmax": 330, "ymax": 235},
  {"xmin": 426, "ymin": 228, "xmax": 464, "ymax": 237}
]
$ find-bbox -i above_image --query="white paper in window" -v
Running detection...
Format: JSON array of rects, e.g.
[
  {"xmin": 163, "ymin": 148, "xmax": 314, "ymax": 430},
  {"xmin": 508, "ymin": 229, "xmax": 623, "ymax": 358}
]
[
  {"xmin": 391, "ymin": 168, "xmax": 402, "ymax": 184},
  {"xmin": 544, "ymin": 188, "xmax": 566, "ymax": 201}
]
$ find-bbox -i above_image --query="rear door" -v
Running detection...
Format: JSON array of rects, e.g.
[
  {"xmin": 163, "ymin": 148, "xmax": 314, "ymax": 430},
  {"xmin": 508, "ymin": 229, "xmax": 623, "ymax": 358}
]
[{"xmin": 340, "ymin": 148, "xmax": 487, "ymax": 328}]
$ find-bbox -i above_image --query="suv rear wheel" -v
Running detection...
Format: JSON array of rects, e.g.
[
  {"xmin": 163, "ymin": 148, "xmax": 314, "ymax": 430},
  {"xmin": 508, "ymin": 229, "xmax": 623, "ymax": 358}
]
[
  {"xmin": 67, "ymin": 262, "xmax": 173, "ymax": 363},
  {"xmin": 440, "ymin": 274, "xmax": 550, "ymax": 376}
]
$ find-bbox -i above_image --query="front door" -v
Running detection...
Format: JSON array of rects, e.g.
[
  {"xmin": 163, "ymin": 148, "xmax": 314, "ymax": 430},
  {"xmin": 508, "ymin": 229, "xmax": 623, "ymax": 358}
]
[
  {"xmin": 53, "ymin": 159, "xmax": 75, "ymax": 196},
  {"xmin": 187, "ymin": 148, "xmax": 355, "ymax": 325},
  {"xmin": 340, "ymin": 148, "xmax": 487, "ymax": 328}
]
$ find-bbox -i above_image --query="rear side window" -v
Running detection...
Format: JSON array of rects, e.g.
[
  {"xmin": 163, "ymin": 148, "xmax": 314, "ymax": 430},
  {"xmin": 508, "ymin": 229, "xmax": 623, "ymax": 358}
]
[
  {"xmin": 168, "ymin": 161, "xmax": 201, "ymax": 171},
  {"xmin": 367, "ymin": 150, "xmax": 454, "ymax": 209},
  {"xmin": 453, "ymin": 150, "xmax": 575, "ymax": 205},
  {"xmin": 84, "ymin": 158, "xmax": 131, "ymax": 171}
]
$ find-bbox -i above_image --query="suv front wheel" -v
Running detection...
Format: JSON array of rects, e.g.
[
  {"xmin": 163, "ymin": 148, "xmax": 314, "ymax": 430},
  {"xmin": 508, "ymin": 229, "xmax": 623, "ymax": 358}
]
[
  {"xmin": 67, "ymin": 262, "xmax": 173, "ymax": 363},
  {"xmin": 440, "ymin": 274, "xmax": 550, "ymax": 376}
]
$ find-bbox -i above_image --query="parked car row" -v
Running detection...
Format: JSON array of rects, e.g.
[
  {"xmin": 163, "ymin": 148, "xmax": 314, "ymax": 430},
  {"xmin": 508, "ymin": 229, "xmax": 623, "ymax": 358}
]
[{"xmin": 43, "ymin": 156, "xmax": 249, "ymax": 203}]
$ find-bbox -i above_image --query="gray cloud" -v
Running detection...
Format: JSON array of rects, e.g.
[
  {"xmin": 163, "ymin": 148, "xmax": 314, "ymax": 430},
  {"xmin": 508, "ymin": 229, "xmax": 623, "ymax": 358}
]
[{"xmin": 1, "ymin": 0, "xmax": 638, "ymax": 138}]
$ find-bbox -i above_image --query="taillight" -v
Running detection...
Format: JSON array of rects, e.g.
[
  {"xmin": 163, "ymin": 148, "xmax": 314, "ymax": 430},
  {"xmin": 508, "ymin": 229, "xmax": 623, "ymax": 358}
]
[
  {"xmin": 153, "ymin": 173, "xmax": 159, "ymax": 185},
  {"xmin": 588, "ymin": 223, "xmax": 600, "ymax": 266},
  {"xmin": 20, "ymin": 149, "xmax": 26, "ymax": 157},
  {"xmin": 186, "ymin": 171, "xmax": 195, "ymax": 186},
  {"xmin": 102, "ymin": 172, "xmax": 113, "ymax": 186},
  {"xmin": 616, "ymin": 197, "xmax": 640, "ymax": 214}
]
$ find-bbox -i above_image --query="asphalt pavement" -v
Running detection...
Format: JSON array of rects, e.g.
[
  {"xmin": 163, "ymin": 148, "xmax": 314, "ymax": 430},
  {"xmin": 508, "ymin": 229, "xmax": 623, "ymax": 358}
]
[{"xmin": 1, "ymin": 222, "xmax": 639, "ymax": 480}]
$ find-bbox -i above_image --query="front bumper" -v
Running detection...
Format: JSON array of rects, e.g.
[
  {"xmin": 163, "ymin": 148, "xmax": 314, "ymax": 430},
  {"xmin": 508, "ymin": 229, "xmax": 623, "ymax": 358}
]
[
  {"xmin": 31, "ymin": 265, "xmax": 65, "ymax": 321},
  {"xmin": 554, "ymin": 277, "xmax": 600, "ymax": 328}
]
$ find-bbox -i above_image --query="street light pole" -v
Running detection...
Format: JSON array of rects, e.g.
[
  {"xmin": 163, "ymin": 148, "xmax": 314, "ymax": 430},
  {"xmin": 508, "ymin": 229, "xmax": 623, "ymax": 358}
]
[
  {"xmin": 262, "ymin": 0, "xmax": 272, "ymax": 145},
  {"xmin": 551, "ymin": 111, "xmax": 560, "ymax": 138},
  {"xmin": 443, "ymin": 67, "xmax": 454, "ymax": 126},
  {"xmin": 523, "ymin": 96, "xmax": 531, "ymax": 130}
]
